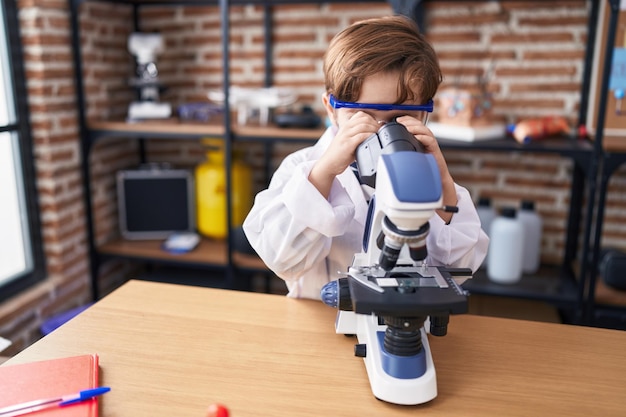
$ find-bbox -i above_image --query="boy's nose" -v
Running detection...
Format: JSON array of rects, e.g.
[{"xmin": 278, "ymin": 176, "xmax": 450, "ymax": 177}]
[{"xmin": 376, "ymin": 116, "xmax": 400, "ymax": 125}]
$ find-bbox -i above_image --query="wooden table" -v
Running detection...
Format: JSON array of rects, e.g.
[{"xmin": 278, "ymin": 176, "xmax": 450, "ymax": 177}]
[{"xmin": 4, "ymin": 280, "xmax": 626, "ymax": 416}]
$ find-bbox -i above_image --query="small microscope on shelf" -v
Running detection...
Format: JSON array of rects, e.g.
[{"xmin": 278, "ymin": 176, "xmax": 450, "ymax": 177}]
[
  {"xmin": 321, "ymin": 122, "xmax": 472, "ymax": 405},
  {"xmin": 127, "ymin": 32, "xmax": 172, "ymax": 121}
]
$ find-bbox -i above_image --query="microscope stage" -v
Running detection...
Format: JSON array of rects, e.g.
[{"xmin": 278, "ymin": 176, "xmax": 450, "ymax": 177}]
[{"xmin": 347, "ymin": 265, "xmax": 470, "ymax": 317}]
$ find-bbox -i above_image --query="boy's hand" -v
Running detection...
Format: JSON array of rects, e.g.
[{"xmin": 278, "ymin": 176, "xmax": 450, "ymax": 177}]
[
  {"xmin": 309, "ymin": 111, "xmax": 379, "ymax": 198},
  {"xmin": 396, "ymin": 116, "xmax": 451, "ymax": 182},
  {"xmin": 396, "ymin": 115, "xmax": 457, "ymax": 223}
]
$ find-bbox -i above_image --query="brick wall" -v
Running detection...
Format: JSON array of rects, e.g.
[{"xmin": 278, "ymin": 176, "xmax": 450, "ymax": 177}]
[
  {"xmin": 0, "ymin": 0, "xmax": 89, "ymax": 356},
  {"xmin": 1, "ymin": 0, "xmax": 625, "ymax": 355}
]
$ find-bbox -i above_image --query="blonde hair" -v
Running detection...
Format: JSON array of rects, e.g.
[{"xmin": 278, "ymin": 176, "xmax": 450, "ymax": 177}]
[{"xmin": 323, "ymin": 15, "xmax": 442, "ymax": 104}]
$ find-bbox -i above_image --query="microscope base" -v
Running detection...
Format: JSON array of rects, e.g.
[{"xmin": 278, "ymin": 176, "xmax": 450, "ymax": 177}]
[{"xmin": 336, "ymin": 311, "xmax": 437, "ymax": 405}]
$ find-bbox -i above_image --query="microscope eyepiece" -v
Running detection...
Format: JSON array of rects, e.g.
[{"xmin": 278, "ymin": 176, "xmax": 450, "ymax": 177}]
[{"xmin": 355, "ymin": 122, "xmax": 426, "ymax": 187}]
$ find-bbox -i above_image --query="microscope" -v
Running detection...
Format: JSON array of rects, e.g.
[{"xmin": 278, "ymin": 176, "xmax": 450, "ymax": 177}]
[
  {"xmin": 321, "ymin": 122, "xmax": 472, "ymax": 405},
  {"xmin": 127, "ymin": 32, "xmax": 172, "ymax": 121}
]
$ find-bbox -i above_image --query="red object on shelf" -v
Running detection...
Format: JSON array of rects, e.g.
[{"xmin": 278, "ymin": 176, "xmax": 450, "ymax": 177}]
[{"xmin": 508, "ymin": 116, "xmax": 570, "ymax": 144}]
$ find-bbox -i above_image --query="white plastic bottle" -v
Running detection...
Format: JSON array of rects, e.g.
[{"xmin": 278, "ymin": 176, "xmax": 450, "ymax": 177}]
[
  {"xmin": 487, "ymin": 206, "xmax": 524, "ymax": 284},
  {"xmin": 476, "ymin": 197, "xmax": 496, "ymax": 236},
  {"xmin": 518, "ymin": 200, "xmax": 542, "ymax": 274},
  {"xmin": 476, "ymin": 197, "xmax": 496, "ymax": 268}
]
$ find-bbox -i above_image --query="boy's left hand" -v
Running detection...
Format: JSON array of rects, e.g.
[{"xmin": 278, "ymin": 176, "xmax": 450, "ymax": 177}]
[
  {"xmin": 395, "ymin": 116, "xmax": 451, "ymax": 183},
  {"xmin": 396, "ymin": 115, "xmax": 457, "ymax": 223}
]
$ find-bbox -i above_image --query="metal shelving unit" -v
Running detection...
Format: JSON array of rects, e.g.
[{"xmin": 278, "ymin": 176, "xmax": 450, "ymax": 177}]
[
  {"xmin": 68, "ymin": 0, "xmax": 613, "ymax": 325},
  {"xmin": 444, "ymin": 133, "xmax": 597, "ymax": 319},
  {"xmin": 455, "ymin": 0, "xmax": 626, "ymax": 327},
  {"xmin": 582, "ymin": 0, "xmax": 626, "ymax": 328},
  {"xmin": 68, "ymin": 0, "xmax": 375, "ymax": 299}
]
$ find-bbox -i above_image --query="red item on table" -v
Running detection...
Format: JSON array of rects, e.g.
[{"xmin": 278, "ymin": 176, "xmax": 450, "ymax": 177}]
[{"xmin": 207, "ymin": 403, "xmax": 229, "ymax": 417}]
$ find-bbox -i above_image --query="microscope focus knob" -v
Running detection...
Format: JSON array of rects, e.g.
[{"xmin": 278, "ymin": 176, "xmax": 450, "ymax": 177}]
[
  {"xmin": 429, "ymin": 314, "xmax": 450, "ymax": 337},
  {"xmin": 320, "ymin": 277, "xmax": 353, "ymax": 311}
]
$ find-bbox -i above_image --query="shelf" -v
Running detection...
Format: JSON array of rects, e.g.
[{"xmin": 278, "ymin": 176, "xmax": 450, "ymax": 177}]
[
  {"xmin": 88, "ymin": 119, "xmax": 597, "ymax": 156},
  {"xmin": 99, "ymin": 237, "xmax": 228, "ymax": 265},
  {"xmin": 594, "ymin": 278, "xmax": 626, "ymax": 307},
  {"xmin": 232, "ymin": 251, "xmax": 269, "ymax": 270},
  {"xmin": 462, "ymin": 265, "xmax": 580, "ymax": 308},
  {"xmin": 96, "ymin": 234, "xmax": 583, "ymax": 308},
  {"xmin": 437, "ymin": 135, "xmax": 594, "ymax": 156},
  {"xmin": 437, "ymin": 135, "xmax": 596, "ymax": 174},
  {"xmin": 87, "ymin": 118, "xmax": 324, "ymax": 142},
  {"xmin": 89, "ymin": 119, "xmax": 225, "ymax": 139},
  {"xmin": 98, "ymin": 236, "xmax": 269, "ymax": 271},
  {"xmin": 590, "ymin": 279, "xmax": 626, "ymax": 330},
  {"xmin": 602, "ymin": 136, "xmax": 626, "ymax": 153},
  {"xmin": 76, "ymin": 0, "xmax": 380, "ymax": 6},
  {"xmin": 234, "ymin": 122, "xmax": 324, "ymax": 142}
]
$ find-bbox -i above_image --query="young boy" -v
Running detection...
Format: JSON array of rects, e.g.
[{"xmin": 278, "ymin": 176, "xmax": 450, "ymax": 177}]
[{"xmin": 243, "ymin": 15, "xmax": 488, "ymax": 299}]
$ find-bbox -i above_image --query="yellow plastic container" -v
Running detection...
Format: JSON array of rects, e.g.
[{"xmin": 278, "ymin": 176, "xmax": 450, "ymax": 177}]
[{"xmin": 195, "ymin": 139, "xmax": 253, "ymax": 239}]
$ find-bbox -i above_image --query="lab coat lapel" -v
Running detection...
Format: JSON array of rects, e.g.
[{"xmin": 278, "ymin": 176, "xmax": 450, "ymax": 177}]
[{"xmin": 338, "ymin": 168, "xmax": 369, "ymax": 227}]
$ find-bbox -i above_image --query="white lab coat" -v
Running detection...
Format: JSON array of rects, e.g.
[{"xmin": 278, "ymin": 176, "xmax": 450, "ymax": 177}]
[{"xmin": 243, "ymin": 126, "xmax": 489, "ymax": 299}]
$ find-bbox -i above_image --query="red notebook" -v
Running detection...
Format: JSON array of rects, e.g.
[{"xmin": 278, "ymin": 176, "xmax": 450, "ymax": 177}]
[{"xmin": 0, "ymin": 354, "xmax": 101, "ymax": 417}]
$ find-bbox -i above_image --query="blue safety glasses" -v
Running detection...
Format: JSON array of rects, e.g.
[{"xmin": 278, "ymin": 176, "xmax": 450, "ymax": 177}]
[
  {"xmin": 328, "ymin": 94, "xmax": 433, "ymax": 124},
  {"xmin": 329, "ymin": 94, "xmax": 434, "ymax": 113}
]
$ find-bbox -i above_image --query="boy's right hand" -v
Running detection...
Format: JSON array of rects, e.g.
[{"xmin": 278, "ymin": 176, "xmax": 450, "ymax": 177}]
[{"xmin": 308, "ymin": 111, "xmax": 379, "ymax": 198}]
